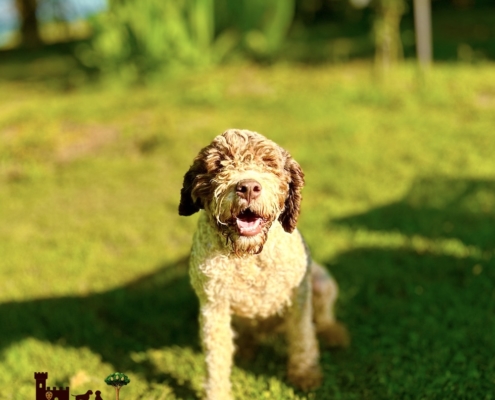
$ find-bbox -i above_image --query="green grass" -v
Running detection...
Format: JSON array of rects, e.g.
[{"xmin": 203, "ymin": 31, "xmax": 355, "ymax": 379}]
[{"xmin": 1, "ymin": 61, "xmax": 495, "ymax": 399}]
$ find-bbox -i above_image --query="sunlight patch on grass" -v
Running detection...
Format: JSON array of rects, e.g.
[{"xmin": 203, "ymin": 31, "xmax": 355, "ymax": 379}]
[{"xmin": 329, "ymin": 226, "xmax": 486, "ymax": 260}]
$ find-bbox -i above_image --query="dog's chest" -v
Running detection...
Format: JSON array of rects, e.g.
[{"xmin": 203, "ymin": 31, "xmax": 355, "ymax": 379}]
[
  {"xmin": 227, "ymin": 254, "xmax": 306, "ymax": 318},
  {"xmin": 190, "ymin": 223, "xmax": 308, "ymax": 319}
]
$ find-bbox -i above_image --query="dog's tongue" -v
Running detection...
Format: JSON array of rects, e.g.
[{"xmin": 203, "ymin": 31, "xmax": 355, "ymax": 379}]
[{"xmin": 236, "ymin": 212, "xmax": 262, "ymax": 236}]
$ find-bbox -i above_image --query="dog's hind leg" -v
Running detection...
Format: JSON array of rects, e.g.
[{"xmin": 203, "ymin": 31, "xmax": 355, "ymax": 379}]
[
  {"xmin": 286, "ymin": 271, "xmax": 322, "ymax": 390},
  {"xmin": 311, "ymin": 261, "xmax": 350, "ymax": 348}
]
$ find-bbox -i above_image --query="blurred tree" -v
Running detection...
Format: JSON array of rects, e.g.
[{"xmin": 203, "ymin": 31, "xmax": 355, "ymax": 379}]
[
  {"xmin": 373, "ymin": 0, "xmax": 406, "ymax": 68},
  {"xmin": 413, "ymin": 0, "xmax": 432, "ymax": 66},
  {"xmin": 15, "ymin": 0, "xmax": 43, "ymax": 48},
  {"xmin": 40, "ymin": 0, "xmax": 72, "ymax": 39}
]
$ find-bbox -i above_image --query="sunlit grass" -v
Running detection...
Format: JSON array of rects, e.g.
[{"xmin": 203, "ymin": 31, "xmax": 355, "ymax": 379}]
[{"xmin": 1, "ymin": 62, "xmax": 494, "ymax": 399}]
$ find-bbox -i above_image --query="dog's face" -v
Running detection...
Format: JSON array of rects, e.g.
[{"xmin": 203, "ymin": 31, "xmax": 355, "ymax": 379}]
[{"xmin": 179, "ymin": 129, "xmax": 304, "ymax": 255}]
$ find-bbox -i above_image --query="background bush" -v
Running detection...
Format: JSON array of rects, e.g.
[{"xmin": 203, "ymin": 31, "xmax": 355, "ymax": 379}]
[{"xmin": 76, "ymin": 0, "xmax": 295, "ymax": 83}]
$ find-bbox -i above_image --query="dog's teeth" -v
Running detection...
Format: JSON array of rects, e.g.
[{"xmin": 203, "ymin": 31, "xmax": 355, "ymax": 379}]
[{"xmin": 236, "ymin": 217, "xmax": 262, "ymax": 236}]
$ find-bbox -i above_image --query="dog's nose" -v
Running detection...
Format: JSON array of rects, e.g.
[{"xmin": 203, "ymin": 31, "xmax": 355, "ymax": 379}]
[{"xmin": 236, "ymin": 179, "xmax": 262, "ymax": 203}]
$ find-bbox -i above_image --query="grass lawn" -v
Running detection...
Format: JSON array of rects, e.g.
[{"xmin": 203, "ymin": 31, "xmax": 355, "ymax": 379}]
[{"xmin": 1, "ymin": 60, "xmax": 495, "ymax": 399}]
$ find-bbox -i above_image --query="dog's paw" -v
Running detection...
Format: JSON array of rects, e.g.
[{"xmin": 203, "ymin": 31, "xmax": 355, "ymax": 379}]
[
  {"xmin": 288, "ymin": 364, "xmax": 322, "ymax": 391},
  {"xmin": 318, "ymin": 321, "xmax": 351, "ymax": 348}
]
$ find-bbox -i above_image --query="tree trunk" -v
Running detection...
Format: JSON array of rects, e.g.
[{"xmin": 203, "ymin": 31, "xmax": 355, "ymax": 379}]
[
  {"xmin": 374, "ymin": 0, "xmax": 405, "ymax": 70},
  {"xmin": 15, "ymin": 0, "xmax": 43, "ymax": 48},
  {"xmin": 413, "ymin": 0, "xmax": 432, "ymax": 67}
]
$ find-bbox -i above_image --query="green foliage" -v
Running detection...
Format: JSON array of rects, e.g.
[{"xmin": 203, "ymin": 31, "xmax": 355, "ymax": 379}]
[
  {"xmin": 77, "ymin": 0, "xmax": 295, "ymax": 83},
  {"xmin": 77, "ymin": 0, "xmax": 216, "ymax": 83},
  {"xmin": 216, "ymin": 0, "xmax": 295, "ymax": 59},
  {"xmin": 105, "ymin": 372, "xmax": 130, "ymax": 387}
]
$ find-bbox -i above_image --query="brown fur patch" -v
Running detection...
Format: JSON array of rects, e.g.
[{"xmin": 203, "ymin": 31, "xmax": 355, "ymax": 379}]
[{"xmin": 279, "ymin": 152, "xmax": 305, "ymax": 233}]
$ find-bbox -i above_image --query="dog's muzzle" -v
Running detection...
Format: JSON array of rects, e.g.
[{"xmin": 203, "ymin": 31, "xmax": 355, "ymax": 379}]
[{"xmin": 233, "ymin": 179, "xmax": 265, "ymax": 236}]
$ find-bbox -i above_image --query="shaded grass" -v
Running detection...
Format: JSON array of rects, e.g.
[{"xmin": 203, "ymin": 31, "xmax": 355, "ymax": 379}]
[{"xmin": 1, "ymin": 62, "xmax": 495, "ymax": 399}]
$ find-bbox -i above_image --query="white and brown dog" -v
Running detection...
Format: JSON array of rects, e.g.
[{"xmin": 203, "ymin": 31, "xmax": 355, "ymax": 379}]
[{"xmin": 179, "ymin": 129, "xmax": 348, "ymax": 399}]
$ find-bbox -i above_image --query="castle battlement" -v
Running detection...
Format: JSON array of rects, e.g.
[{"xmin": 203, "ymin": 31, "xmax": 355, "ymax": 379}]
[
  {"xmin": 34, "ymin": 372, "xmax": 48, "ymax": 380},
  {"xmin": 47, "ymin": 387, "xmax": 69, "ymax": 392}
]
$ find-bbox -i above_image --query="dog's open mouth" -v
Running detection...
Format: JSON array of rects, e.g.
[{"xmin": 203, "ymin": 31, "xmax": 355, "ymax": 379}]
[{"xmin": 235, "ymin": 208, "xmax": 264, "ymax": 236}]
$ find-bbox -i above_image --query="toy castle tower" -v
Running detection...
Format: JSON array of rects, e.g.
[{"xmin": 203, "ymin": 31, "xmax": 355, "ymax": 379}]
[
  {"xmin": 34, "ymin": 372, "xmax": 70, "ymax": 400},
  {"xmin": 34, "ymin": 372, "xmax": 48, "ymax": 398}
]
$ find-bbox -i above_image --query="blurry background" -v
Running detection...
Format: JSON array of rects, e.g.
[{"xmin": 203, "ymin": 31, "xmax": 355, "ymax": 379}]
[{"xmin": 0, "ymin": 1, "xmax": 494, "ymax": 399}]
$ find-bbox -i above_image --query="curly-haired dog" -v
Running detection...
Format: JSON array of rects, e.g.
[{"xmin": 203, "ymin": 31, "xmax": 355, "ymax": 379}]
[{"xmin": 179, "ymin": 129, "xmax": 349, "ymax": 399}]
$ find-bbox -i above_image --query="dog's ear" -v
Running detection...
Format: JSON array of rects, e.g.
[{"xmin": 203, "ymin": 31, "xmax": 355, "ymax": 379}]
[
  {"xmin": 178, "ymin": 156, "xmax": 207, "ymax": 216},
  {"xmin": 179, "ymin": 138, "xmax": 226, "ymax": 216},
  {"xmin": 279, "ymin": 153, "xmax": 305, "ymax": 233}
]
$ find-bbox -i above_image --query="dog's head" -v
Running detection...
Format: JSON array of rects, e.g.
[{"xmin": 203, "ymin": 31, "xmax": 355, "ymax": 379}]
[{"xmin": 179, "ymin": 129, "xmax": 304, "ymax": 255}]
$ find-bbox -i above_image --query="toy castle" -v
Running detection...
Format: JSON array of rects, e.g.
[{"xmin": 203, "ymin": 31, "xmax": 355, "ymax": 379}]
[{"xmin": 34, "ymin": 372, "xmax": 70, "ymax": 400}]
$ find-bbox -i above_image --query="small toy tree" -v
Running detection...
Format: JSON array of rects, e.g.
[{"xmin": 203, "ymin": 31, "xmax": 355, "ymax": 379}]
[{"xmin": 104, "ymin": 372, "xmax": 130, "ymax": 400}]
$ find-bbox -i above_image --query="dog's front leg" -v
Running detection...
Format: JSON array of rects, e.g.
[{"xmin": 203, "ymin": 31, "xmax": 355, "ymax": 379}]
[
  {"xmin": 286, "ymin": 272, "xmax": 322, "ymax": 391},
  {"xmin": 199, "ymin": 300, "xmax": 235, "ymax": 400}
]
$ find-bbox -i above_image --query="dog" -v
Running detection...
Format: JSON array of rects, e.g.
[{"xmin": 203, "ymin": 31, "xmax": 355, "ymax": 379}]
[
  {"xmin": 179, "ymin": 129, "xmax": 349, "ymax": 399},
  {"xmin": 71, "ymin": 390, "xmax": 93, "ymax": 400}
]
